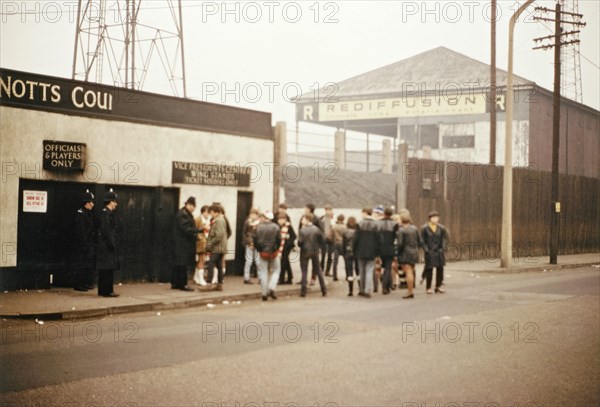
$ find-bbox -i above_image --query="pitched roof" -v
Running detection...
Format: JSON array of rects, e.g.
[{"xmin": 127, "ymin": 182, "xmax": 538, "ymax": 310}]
[{"xmin": 298, "ymin": 46, "xmax": 534, "ymax": 101}]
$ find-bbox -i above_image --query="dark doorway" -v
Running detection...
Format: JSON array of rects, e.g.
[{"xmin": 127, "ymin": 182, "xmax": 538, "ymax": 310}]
[
  {"xmin": 17, "ymin": 179, "xmax": 178, "ymax": 289},
  {"xmin": 234, "ymin": 191, "xmax": 253, "ymax": 275}
]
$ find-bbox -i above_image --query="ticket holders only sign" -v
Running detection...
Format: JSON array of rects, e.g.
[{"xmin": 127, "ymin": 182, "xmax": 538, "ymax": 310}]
[{"xmin": 172, "ymin": 161, "xmax": 252, "ymax": 187}]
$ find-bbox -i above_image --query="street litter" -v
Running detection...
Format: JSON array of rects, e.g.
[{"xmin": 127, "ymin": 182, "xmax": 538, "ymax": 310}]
[
  {"xmin": 206, "ymin": 303, "xmax": 215, "ymax": 309},
  {"xmin": 35, "ymin": 319, "xmax": 44, "ymax": 325},
  {"xmin": 222, "ymin": 300, "xmax": 229, "ymax": 305},
  {"xmin": 156, "ymin": 312, "xmax": 161, "ymax": 316}
]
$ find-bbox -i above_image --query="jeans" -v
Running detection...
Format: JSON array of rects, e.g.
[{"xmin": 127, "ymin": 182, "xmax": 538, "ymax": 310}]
[
  {"xmin": 206, "ymin": 253, "xmax": 225, "ymax": 284},
  {"xmin": 332, "ymin": 243, "xmax": 344, "ymax": 279},
  {"xmin": 344, "ymin": 253, "xmax": 355, "ymax": 280},
  {"xmin": 357, "ymin": 258, "xmax": 375, "ymax": 295},
  {"xmin": 243, "ymin": 245, "xmax": 259, "ymax": 281},
  {"xmin": 301, "ymin": 253, "xmax": 326, "ymax": 295},
  {"xmin": 257, "ymin": 255, "xmax": 281, "ymax": 296},
  {"xmin": 279, "ymin": 247, "xmax": 293, "ymax": 283},
  {"xmin": 320, "ymin": 240, "xmax": 333, "ymax": 274},
  {"xmin": 381, "ymin": 256, "xmax": 394, "ymax": 292}
]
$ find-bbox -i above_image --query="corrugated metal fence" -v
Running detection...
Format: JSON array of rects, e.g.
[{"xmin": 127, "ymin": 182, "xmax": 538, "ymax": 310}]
[{"xmin": 404, "ymin": 158, "xmax": 599, "ymax": 262}]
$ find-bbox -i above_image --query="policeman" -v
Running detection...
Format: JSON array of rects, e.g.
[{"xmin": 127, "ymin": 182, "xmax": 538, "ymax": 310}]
[
  {"xmin": 96, "ymin": 189, "xmax": 120, "ymax": 297},
  {"xmin": 73, "ymin": 189, "xmax": 96, "ymax": 292}
]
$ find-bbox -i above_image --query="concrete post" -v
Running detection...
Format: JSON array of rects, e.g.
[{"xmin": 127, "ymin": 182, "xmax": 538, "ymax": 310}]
[
  {"xmin": 382, "ymin": 139, "xmax": 392, "ymax": 174},
  {"xmin": 396, "ymin": 142, "xmax": 409, "ymax": 211},
  {"xmin": 279, "ymin": 122, "xmax": 288, "ymax": 167},
  {"xmin": 334, "ymin": 130, "xmax": 346, "ymax": 170},
  {"xmin": 273, "ymin": 122, "xmax": 286, "ymax": 210}
]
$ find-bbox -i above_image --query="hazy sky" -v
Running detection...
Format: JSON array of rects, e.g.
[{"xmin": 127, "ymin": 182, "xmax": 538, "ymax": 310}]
[{"xmin": 1, "ymin": 0, "xmax": 599, "ymax": 133}]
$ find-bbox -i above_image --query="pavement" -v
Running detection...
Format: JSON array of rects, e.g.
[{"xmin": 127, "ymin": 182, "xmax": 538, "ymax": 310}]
[{"xmin": 0, "ymin": 252, "xmax": 597, "ymax": 321}]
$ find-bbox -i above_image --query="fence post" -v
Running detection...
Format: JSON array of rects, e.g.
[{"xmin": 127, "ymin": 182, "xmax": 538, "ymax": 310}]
[
  {"xmin": 273, "ymin": 122, "xmax": 286, "ymax": 210},
  {"xmin": 383, "ymin": 139, "xmax": 392, "ymax": 174},
  {"xmin": 396, "ymin": 142, "xmax": 409, "ymax": 210},
  {"xmin": 335, "ymin": 130, "xmax": 346, "ymax": 170}
]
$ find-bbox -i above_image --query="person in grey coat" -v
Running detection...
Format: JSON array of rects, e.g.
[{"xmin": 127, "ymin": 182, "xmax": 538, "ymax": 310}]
[
  {"xmin": 96, "ymin": 189, "xmax": 120, "ymax": 297},
  {"xmin": 397, "ymin": 212, "xmax": 422, "ymax": 299},
  {"xmin": 353, "ymin": 208, "xmax": 379, "ymax": 298},
  {"xmin": 253, "ymin": 210, "xmax": 281, "ymax": 301},
  {"xmin": 298, "ymin": 213, "xmax": 327, "ymax": 297},
  {"xmin": 421, "ymin": 210, "xmax": 450, "ymax": 294}
]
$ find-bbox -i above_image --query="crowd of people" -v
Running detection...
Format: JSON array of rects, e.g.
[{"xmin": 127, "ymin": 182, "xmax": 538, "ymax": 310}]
[
  {"xmin": 72, "ymin": 188, "xmax": 450, "ymax": 301},
  {"xmin": 193, "ymin": 200, "xmax": 450, "ymax": 301}
]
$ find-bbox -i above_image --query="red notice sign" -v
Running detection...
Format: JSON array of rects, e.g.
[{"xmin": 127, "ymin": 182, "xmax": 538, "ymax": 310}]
[{"xmin": 23, "ymin": 190, "xmax": 48, "ymax": 213}]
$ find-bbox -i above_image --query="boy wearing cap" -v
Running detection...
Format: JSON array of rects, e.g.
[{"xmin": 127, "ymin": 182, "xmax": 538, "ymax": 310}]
[
  {"xmin": 96, "ymin": 189, "xmax": 120, "ymax": 297},
  {"xmin": 253, "ymin": 210, "xmax": 281, "ymax": 301},
  {"xmin": 421, "ymin": 210, "xmax": 450, "ymax": 294},
  {"xmin": 73, "ymin": 189, "xmax": 96, "ymax": 292}
]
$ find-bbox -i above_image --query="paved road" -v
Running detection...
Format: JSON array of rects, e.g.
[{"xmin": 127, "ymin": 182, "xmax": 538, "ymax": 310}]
[{"xmin": 1, "ymin": 266, "xmax": 599, "ymax": 406}]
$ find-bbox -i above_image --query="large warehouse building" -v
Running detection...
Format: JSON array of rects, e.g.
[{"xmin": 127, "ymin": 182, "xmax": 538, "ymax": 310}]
[
  {"xmin": 0, "ymin": 68, "xmax": 276, "ymax": 290},
  {"xmin": 295, "ymin": 47, "xmax": 599, "ymax": 178}
]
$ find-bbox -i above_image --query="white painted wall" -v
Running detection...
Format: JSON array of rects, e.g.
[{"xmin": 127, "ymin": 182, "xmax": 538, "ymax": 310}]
[
  {"xmin": 429, "ymin": 119, "xmax": 529, "ymax": 167},
  {"xmin": 0, "ymin": 106, "xmax": 274, "ymax": 267}
]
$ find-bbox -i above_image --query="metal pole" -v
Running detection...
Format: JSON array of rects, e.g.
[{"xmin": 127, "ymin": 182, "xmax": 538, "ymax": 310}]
[
  {"xmin": 490, "ymin": 0, "xmax": 497, "ymax": 164},
  {"xmin": 72, "ymin": 0, "xmax": 83, "ymax": 80},
  {"xmin": 125, "ymin": 0, "xmax": 130, "ymax": 87},
  {"xmin": 131, "ymin": 1, "xmax": 137, "ymax": 89},
  {"xmin": 501, "ymin": 0, "xmax": 536, "ymax": 269},
  {"xmin": 178, "ymin": 0, "xmax": 187, "ymax": 98},
  {"xmin": 550, "ymin": 2, "xmax": 561, "ymax": 264}
]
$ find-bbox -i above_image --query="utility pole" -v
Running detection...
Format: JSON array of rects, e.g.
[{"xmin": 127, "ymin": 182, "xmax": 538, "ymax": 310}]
[
  {"xmin": 501, "ymin": 0, "xmax": 535, "ymax": 269},
  {"xmin": 533, "ymin": 3, "xmax": 585, "ymax": 265},
  {"xmin": 490, "ymin": 0, "xmax": 497, "ymax": 164}
]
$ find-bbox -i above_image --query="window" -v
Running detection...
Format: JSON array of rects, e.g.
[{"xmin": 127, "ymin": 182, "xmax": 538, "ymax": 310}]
[
  {"xmin": 400, "ymin": 124, "xmax": 440, "ymax": 149},
  {"xmin": 400, "ymin": 125, "xmax": 418, "ymax": 149},
  {"xmin": 420, "ymin": 125, "xmax": 439, "ymax": 149},
  {"xmin": 442, "ymin": 135, "xmax": 475, "ymax": 148}
]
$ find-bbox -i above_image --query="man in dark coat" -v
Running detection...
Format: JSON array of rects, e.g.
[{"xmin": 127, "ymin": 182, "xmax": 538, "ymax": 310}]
[
  {"xmin": 298, "ymin": 213, "xmax": 327, "ymax": 297},
  {"xmin": 421, "ymin": 210, "xmax": 450, "ymax": 294},
  {"xmin": 96, "ymin": 189, "xmax": 120, "ymax": 297},
  {"xmin": 172, "ymin": 196, "xmax": 201, "ymax": 291},
  {"xmin": 353, "ymin": 208, "xmax": 379, "ymax": 298},
  {"xmin": 73, "ymin": 189, "xmax": 96, "ymax": 292},
  {"xmin": 378, "ymin": 207, "xmax": 398, "ymax": 295}
]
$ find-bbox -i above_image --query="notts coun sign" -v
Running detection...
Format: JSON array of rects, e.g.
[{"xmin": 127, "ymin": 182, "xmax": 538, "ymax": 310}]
[
  {"xmin": 43, "ymin": 140, "xmax": 86, "ymax": 171},
  {"xmin": 0, "ymin": 68, "xmax": 273, "ymax": 140},
  {"xmin": 0, "ymin": 70, "xmax": 113, "ymax": 112},
  {"xmin": 172, "ymin": 161, "xmax": 252, "ymax": 187},
  {"xmin": 298, "ymin": 93, "xmax": 506, "ymax": 122}
]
